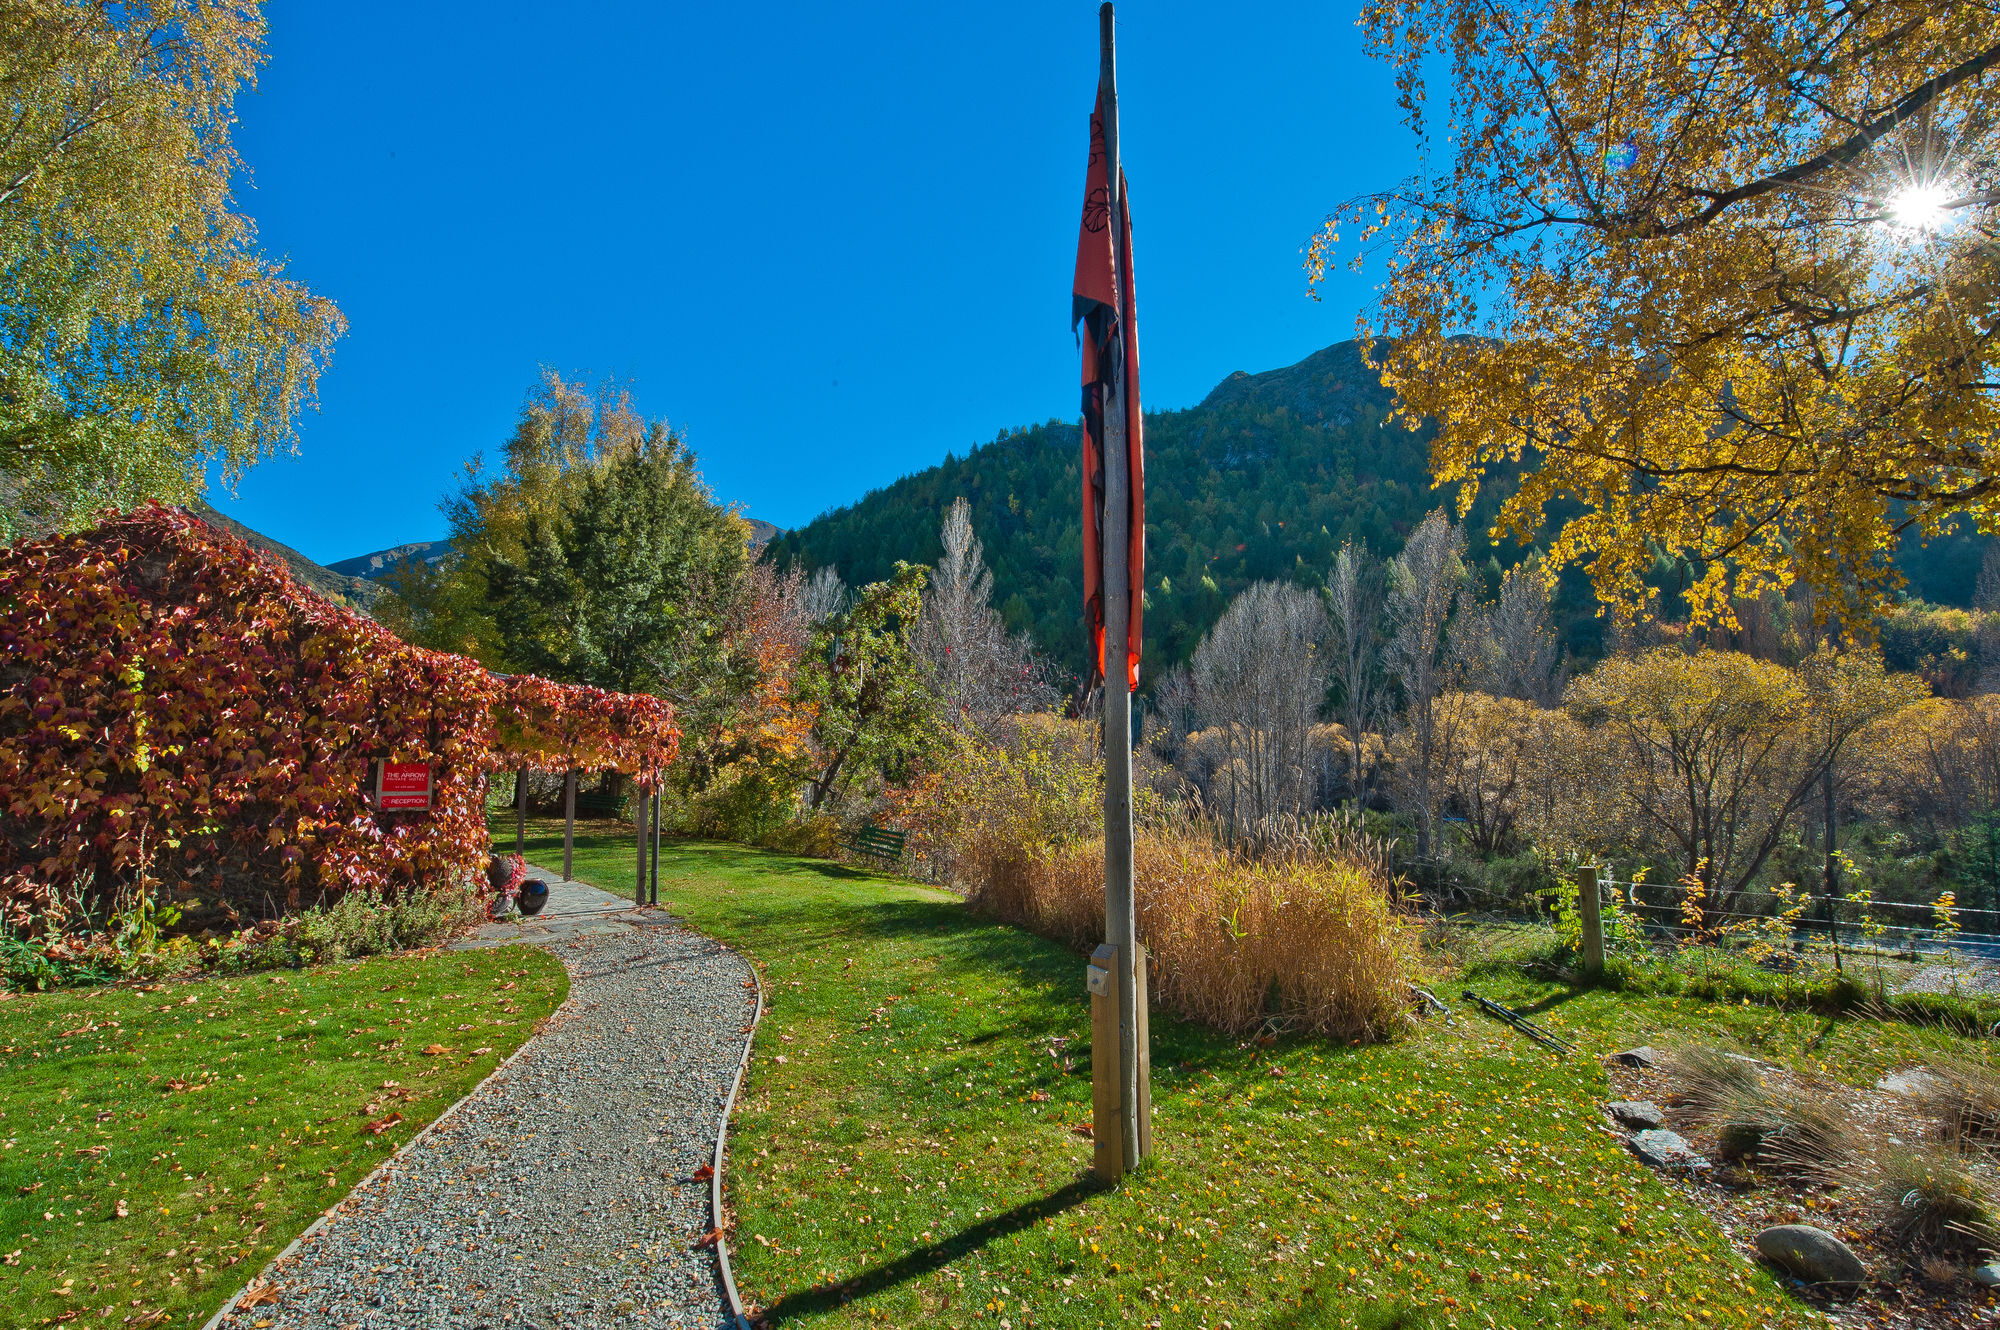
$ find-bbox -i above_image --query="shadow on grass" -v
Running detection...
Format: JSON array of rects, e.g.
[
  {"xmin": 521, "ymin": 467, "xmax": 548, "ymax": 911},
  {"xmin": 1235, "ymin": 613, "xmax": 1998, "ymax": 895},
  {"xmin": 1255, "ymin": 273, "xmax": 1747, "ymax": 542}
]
[{"xmin": 753, "ymin": 1176, "xmax": 1102, "ymax": 1324}]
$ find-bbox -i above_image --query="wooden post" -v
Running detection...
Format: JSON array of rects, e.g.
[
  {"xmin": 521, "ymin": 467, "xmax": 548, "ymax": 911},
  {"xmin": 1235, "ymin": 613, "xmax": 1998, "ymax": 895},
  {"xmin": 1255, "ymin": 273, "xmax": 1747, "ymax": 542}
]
[
  {"xmin": 1134, "ymin": 941, "xmax": 1152, "ymax": 1158},
  {"xmin": 650, "ymin": 788, "xmax": 662, "ymax": 905},
  {"xmin": 515, "ymin": 764, "xmax": 528, "ymax": 856},
  {"xmin": 636, "ymin": 783, "xmax": 648, "ymax": 907},
  {"xmin": 1088, "ymin": 942, "xmax": 1123, "ymax": 1181},
  {"xmin": 562, "ymin": 770, "xmax": 576, "ymax": 882},
  {"xmin": 1096, "ymin": 0, "xmax": 1146, "ymax": 1175},
  {"xmin": 1578, "ymin": 865, "xmax": 1605, "ymax": 979}
]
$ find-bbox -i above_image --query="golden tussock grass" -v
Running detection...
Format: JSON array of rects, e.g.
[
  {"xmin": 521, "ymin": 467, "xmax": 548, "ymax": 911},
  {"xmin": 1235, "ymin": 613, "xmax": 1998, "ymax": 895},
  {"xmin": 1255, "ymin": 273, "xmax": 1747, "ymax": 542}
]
[{"xmin": 961, "ymin": 824, "xmax": 1419, "ymax": 1044}]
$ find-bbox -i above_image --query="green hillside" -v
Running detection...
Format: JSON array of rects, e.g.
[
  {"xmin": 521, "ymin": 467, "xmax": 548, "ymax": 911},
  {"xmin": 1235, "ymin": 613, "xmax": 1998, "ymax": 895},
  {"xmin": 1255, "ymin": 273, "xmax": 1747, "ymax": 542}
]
[{"xmin": 769, "ymin": 340, "xmax": 1989, "ymax": 684}]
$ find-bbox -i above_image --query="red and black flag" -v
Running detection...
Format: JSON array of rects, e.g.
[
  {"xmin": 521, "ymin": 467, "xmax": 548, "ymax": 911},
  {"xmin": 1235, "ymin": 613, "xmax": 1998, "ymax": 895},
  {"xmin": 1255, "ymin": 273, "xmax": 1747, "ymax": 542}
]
[{"xmin": 1073, "ymin": 89, "xmax": 1143, "ymax": 692}]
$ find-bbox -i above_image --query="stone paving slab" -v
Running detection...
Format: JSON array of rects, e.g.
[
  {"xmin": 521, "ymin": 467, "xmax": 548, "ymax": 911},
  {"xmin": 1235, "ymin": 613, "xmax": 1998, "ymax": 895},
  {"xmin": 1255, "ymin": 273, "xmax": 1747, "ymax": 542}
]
[{"xmin": 449, "ymin": 862, "xmax": 679, "ymax": 950}]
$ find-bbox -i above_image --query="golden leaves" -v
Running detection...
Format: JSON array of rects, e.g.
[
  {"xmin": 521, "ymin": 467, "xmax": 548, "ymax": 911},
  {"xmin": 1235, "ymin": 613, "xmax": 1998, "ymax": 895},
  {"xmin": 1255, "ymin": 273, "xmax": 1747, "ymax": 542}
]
[{"xmin": 1316, "ymin": 2, "xmax": 2000, "ymax": 626}]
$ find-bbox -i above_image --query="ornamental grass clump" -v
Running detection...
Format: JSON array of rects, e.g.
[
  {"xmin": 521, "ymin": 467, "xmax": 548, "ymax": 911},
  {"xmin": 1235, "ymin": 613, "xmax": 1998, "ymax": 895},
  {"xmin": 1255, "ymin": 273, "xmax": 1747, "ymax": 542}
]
[
  {"xmin": 902, "ymin": 713, "xmax": 1419, "ymax": 1042},
  {"xmin": 1662, "ymin": 1042, "xmax": 1857, "ymax": 1175},
  {"xmin": 1917, "ymin": 1057, "xmax": 2000, "ymax": 1151},
  {"xmin": 968, "ymin": 826, "xmax": 1419, "ymax": 1043},
  {"xmin": 1867, "ymin": 1147, "xmax": 1997, "ymax": 1253}
]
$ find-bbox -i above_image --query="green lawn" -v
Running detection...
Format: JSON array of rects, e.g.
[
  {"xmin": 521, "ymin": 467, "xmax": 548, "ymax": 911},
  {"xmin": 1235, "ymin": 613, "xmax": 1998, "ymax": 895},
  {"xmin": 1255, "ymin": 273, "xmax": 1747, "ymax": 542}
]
[
  {"xmin": 529, "ymin": 826, "xmax": 1989, "ymax": 1329},
  {"xmin": 1, "ymin": 944, "xmax": 566, "ymax": 1329}
]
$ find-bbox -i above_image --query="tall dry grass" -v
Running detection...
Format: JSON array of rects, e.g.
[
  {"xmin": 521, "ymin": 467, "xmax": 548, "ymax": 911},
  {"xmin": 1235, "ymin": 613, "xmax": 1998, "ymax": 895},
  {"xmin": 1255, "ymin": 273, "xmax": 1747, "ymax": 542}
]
[
  {"xmin": 965, "ymin": 824, "xmax": 1419, "ymax": 1043},
  {"xmin": 895, "ymin": 713, "xmax": 1422, "ymax": 1043}
]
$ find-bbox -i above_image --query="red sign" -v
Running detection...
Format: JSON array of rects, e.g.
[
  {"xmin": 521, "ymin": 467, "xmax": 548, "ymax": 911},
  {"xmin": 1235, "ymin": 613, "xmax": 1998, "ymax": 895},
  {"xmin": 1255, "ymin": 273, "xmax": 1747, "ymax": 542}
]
[{"xmin": 376, "ymin": 761, "xmax": 432, "ymax": 811}]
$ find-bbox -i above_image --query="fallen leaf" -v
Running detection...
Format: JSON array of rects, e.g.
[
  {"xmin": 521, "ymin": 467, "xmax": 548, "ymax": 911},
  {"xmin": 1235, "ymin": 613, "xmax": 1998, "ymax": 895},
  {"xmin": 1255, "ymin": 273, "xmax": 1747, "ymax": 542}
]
[
  {"xmin": 17, "ymin": 1182, "xmax": 40, "ymax": 1195},
  {"xmin": 472, "ymin": 1046, "xmax": 494, "ymax": 1055},
  {"xmin": 421, "ymin": 1044, "xmax": 451, "ymax": 1056},
  {"xmin": 365, "ymin": 1112, "xmax": 405, "ymax": 1136},
  {"xmin": 236, "ymin": 1282, "xmax": 280, "ymax": 1308},
  {"xmin": 114, "ymin": 1199, "xmax": 128, "ymax": 1219},
  {"xmin": 691, "ymin": 1164, "xmax": 715, "ymax": 1183},
  {"xmin": 694, "ymin": 1227, "xmax": 723, "ymax": 1249},
  {"xmin": 1069, "ymin": 1123, "xmax": 1094, "ymax": 1139},
  {"xmin": 1028, "ymin": 1090, "xmax": 1051, "ymax": 1102}
]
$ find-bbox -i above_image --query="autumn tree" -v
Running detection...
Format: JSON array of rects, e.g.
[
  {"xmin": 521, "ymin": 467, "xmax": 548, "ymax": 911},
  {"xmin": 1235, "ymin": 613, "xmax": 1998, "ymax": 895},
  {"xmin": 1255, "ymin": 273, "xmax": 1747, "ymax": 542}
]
[
  {"xmin": 1384, "ymin": 509, "xmax": 1468, "ymax": 856},
  {"xmin": 1463, "ymin": 555, "xmax": 1567, "ymax": 705},
  {"xmin": 1314, "ymin": 1, "xmax": 2000, "ymax": 626},
  {"xmin": 1326, "ymin": 539, "xmax": 1387, "ymax": 803},
  {"xmin": 0, "ymin": 1, "xmax": 343, "ymax": 536},
  {"xmin": 913, "ymin": 498, "xmax": 1057, "ymax": 731},
  {"xmin": 1567, "ymin": 648, "xmax": 1924, "ymax": 920},
  {"xmin": 1189, "ymin": 580, "xmax": 1332, "ymax": 834}
]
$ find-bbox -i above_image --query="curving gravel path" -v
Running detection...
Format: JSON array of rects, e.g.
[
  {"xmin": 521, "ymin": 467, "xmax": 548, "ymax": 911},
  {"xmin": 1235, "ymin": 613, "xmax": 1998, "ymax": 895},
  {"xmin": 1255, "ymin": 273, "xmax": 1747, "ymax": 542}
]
[{"xmin": 217, "ymin": 921, "xmax": 756, "ymax": 1330}]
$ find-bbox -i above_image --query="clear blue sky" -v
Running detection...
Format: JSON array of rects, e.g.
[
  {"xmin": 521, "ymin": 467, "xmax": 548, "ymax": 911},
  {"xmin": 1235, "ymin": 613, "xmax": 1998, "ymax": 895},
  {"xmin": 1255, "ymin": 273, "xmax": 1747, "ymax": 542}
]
[{"xmin": 215, "ymin": 1, "xmax": 1409, "ymax": 564}]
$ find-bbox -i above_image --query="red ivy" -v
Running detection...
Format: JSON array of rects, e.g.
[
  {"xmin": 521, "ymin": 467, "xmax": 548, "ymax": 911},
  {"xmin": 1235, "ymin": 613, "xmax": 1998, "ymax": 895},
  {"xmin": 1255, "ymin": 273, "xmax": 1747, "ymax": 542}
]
[{"xmin": 0, "ymin": 504, "xmax": 678, "ymax": 927}]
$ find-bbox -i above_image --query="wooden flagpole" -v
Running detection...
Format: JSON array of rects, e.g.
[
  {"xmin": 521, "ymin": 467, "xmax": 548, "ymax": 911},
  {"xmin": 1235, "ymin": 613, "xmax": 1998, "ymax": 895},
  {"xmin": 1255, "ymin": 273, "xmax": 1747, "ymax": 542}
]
[{"xmin": 1098, "ymin": 0, "xmax": 1146, "ymax": 1177}]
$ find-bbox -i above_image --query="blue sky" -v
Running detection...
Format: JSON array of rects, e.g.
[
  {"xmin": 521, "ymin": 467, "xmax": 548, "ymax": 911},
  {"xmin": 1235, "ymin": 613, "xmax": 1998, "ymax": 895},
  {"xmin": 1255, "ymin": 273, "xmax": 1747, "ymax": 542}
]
[{"xmin": 215, "ymin": 1, "xmax": 1410, "ymax": 564}]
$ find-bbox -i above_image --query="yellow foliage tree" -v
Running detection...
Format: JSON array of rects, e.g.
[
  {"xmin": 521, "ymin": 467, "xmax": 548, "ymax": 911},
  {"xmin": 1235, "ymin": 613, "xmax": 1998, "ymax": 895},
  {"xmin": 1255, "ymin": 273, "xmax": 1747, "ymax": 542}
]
[
  {"xmin": 1566, "ymin": 648, "xmax": 1925, "ymax": 915},
  {"xmin": 1, "ymin": 1, "xmax": 344, "ymax": 535},
  {"xmin": 1313, "ymin": 2, "xmax": 2000, "ymax": 625}
]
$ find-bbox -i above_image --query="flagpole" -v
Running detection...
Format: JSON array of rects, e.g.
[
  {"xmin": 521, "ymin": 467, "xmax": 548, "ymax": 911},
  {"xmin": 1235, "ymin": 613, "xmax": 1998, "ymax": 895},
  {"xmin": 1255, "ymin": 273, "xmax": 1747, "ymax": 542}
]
[{"xmin": 1098, "ymin": 0, "xmax": 1143, "ymax": 1177}]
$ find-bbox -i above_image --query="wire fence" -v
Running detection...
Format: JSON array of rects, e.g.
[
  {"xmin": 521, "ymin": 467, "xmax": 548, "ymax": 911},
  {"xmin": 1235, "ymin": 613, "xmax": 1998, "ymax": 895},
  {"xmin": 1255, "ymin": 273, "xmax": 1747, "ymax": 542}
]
[{"xmin": 1590, "ymin": 874, "xmax": 2000, "ymax": 963}]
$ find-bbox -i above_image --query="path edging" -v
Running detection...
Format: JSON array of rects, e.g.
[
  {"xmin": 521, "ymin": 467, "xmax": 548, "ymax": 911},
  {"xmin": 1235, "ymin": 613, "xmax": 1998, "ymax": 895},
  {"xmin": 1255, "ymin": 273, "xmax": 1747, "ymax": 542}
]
[
  {"xmin": 197, "ymin": 942, "xmax": 560, "ymax": 1330},
  {"xmin": 712, "ymin": 946, "xmax": 765, "ymax": 1330}
]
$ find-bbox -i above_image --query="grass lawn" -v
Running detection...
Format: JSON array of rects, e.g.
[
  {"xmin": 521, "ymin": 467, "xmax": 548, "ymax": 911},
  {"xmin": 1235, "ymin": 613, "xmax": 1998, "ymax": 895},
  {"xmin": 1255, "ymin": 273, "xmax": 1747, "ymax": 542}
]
[
  {"xmin": 1, "ymin": 943, "xmax": 567, "ymax": 1329},
  {"xmin": 526, "ymin": 825, "xmax": 1989, "ymax": 1329}
]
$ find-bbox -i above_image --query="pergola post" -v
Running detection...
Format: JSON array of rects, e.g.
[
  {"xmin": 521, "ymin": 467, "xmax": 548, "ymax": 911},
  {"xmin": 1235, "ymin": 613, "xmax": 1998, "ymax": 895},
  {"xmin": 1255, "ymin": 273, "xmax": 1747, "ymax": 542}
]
[
  {"xmin": 515, "ymin": 763, "xmax": 528, "ymax": 856},
  {"xmin": 635, "ymin": 784, "xmax": 649, "ymax": 907},
  {"xmin": 562, "ymin": 770, "xmax": 576, "ymax": 882}
]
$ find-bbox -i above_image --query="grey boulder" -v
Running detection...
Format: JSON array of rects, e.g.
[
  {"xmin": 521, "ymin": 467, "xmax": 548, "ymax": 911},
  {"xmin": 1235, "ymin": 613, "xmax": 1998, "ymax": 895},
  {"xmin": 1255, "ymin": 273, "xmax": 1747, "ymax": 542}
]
[
  {"xmin": 1754, "ymin": 1224, "xmax": 1866, "ymax": 1286},
  {"xmin": 1973, "ymin": 1262, "xmax": 2000, "ymax": 1288},
  {"xmin": 1606, "ymin": 1100, "xmax": 1665, "ymax": 1130},
  {"xmin": 1611, "ymin": 1046, "xmax": 1660, "ymax": 1068},
  {"xmin": 1627, "ymin": 1128, "xmax": 1708, "ymax": 1170}
]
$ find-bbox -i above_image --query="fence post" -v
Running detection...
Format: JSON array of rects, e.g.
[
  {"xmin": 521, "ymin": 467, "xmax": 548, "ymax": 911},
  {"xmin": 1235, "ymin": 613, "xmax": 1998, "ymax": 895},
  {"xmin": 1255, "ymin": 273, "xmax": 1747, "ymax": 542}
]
[{"xmin": 1578, "ymin": 865, "xmax": 1605, "ymax": 979}]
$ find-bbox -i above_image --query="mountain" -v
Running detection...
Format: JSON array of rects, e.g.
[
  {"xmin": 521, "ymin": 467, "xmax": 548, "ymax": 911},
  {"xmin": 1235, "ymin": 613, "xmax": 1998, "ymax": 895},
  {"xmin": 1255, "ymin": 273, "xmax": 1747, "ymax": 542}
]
[
  {"xmin": 768, "ymin": 339, "xmax": 1991, "ymax": 682},
  {"xmin": 328, "ymin": 539, "xmax": 455, "ymax": 582},
  {"xmin": 742, "ymin": 516, "xmax": 780, "ymax": 547},
  {"xmin": 190, "ymin": 503, "xmax": 384, "ymax": 611}
]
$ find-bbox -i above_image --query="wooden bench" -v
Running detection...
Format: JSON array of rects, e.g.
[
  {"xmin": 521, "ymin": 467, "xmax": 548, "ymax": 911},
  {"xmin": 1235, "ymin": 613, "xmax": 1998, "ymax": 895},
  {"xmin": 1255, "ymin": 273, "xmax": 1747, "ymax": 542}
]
[{"xmin": 842, "ymin": 824, "xmax": 907, "ymax": 865}]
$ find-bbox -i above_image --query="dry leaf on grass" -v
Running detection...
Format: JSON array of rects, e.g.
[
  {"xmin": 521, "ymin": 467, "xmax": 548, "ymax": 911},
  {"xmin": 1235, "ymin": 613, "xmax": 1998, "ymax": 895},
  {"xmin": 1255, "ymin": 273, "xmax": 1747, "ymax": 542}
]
[
  {"xmin": 365, "ymin": 1113, "xmax": 405, "ymax": 1136},
  {"xmin": 421, "ymin": 1044, "xmax": 451, "ymax": 1056}
]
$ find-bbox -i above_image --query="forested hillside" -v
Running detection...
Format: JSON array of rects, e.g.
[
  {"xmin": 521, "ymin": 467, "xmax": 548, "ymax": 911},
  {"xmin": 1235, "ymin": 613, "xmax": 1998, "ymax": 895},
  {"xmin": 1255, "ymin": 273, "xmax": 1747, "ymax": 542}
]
[{"xmin": 772, "ymin": 340, "xmax": 1995, "ymax": 683}]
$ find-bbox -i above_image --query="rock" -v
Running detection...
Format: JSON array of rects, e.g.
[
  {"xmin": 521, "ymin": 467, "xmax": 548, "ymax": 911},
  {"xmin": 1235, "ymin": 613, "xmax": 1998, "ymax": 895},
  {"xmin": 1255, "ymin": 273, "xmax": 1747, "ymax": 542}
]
[
  {"xmin": 1974, "ymin": 1262, "xmax": 2000, "ymax": 1288},
  {"xmin": 1754, "ymin": 1225, "xmax": 1866, "ymax": 1286},
  {"xmin": 1627, "ymin": 1129, "xmax": 1708, "ymax": 1171},
  {"xmin": 1606, "ymin": 1100, "xmax": 1665, "ymax": 1130},
  {"xmin": 1874, "ymin": 1069, "xmax": 1938, "ymax": 1097},
  {"xmin": 1612, "ymin": 1046, "xmax": 1660, "ymax": 1068}
]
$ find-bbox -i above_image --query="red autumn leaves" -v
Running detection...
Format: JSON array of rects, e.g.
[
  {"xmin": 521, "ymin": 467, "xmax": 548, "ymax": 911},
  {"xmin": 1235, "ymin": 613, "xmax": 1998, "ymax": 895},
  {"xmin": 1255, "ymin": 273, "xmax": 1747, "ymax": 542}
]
[{"xmin": 0, "ymin": 503, "xmax": 680, "ymax": 928}]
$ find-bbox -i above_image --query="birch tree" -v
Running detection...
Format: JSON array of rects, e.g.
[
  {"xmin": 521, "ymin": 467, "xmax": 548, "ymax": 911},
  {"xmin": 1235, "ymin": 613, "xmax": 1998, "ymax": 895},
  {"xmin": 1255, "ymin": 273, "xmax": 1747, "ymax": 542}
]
[{"xmin": 1312, "ymin": 1, "xmax": 2000, "ymax": 627}]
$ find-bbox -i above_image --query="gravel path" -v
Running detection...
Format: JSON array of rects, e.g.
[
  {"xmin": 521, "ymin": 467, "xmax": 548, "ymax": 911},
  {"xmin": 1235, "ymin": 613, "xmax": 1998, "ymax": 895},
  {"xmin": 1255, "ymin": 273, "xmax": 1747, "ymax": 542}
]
[{"xmin": 224, "ymin": 923, "xmax": 756, "ymax": 1330}]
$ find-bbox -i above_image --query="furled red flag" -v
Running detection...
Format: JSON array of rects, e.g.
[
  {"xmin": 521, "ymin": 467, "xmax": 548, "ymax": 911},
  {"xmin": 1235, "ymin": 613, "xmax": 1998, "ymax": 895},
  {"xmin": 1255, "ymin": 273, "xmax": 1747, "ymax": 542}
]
[{"xmin": 1073, "ymin": 89, "xmax": 1144, "ymax": 692}]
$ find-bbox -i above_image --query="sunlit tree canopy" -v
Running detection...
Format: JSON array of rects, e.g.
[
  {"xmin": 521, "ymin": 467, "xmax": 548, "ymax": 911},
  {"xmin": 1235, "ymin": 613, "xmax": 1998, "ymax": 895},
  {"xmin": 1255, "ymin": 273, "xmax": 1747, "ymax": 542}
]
[
  {"xmin": 1313, "ymin": 0, "xmax": 2000, "ymax": 628},
  {"xmin": 0, "ymin": 0, "xmax": 343, "ymax": 536}
]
